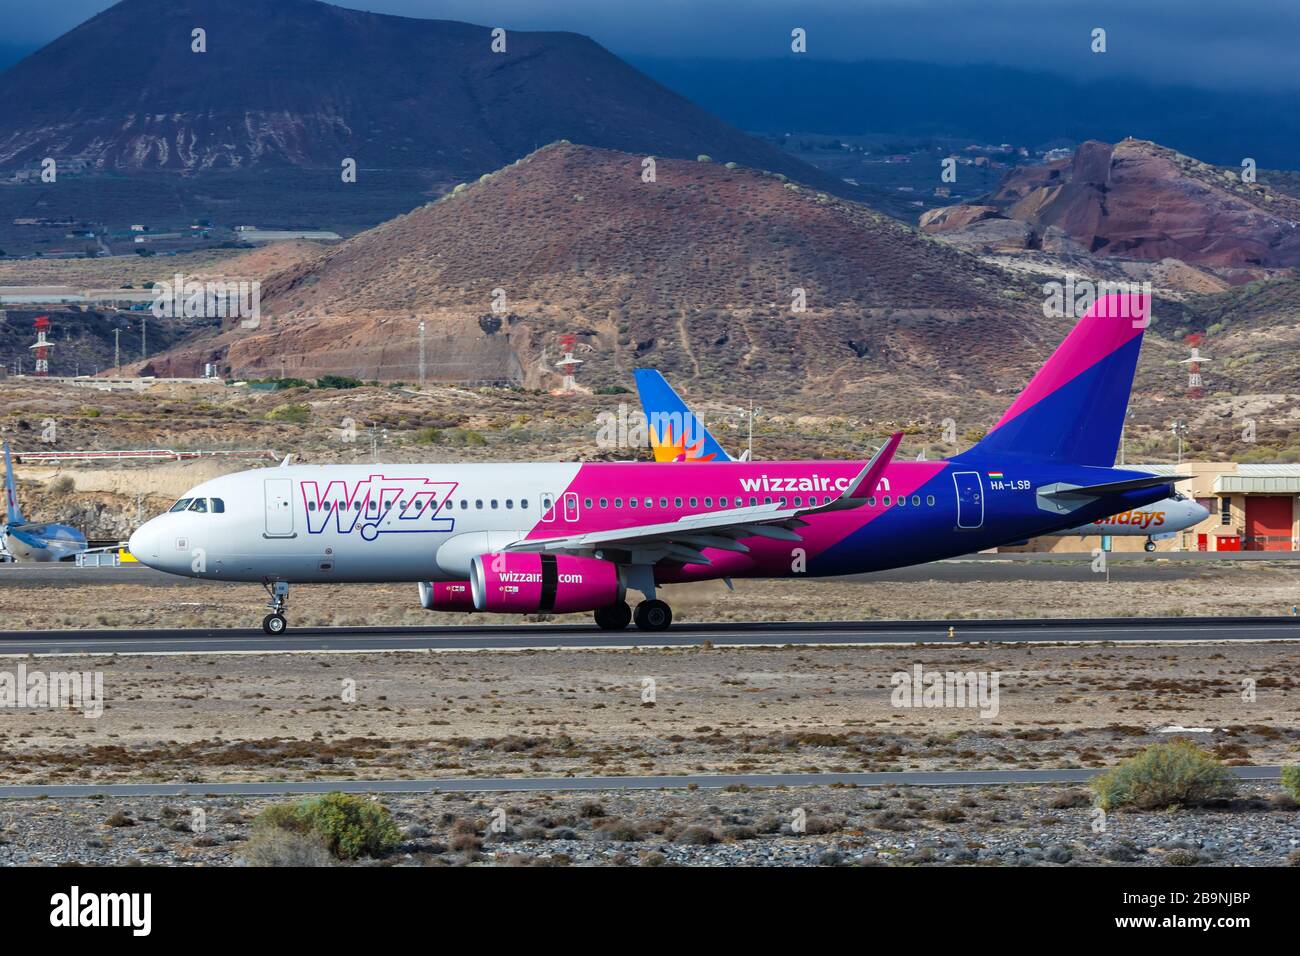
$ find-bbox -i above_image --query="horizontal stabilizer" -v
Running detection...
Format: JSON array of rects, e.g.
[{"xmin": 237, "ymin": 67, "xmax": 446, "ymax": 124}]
[{"xmin": 1039, "ymin": 475, "xmax": 1191, "ymax": 500}]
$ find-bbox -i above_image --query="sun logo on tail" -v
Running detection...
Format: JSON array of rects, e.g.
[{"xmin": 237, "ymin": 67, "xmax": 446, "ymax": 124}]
[{"xmin": 650, "ymin": 423, "xmax": 716, "ymax": 462}]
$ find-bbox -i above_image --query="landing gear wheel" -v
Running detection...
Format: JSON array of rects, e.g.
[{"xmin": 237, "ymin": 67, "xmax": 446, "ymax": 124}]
[
  {"xmin": 594, "ymin": 601, "xmax": 632, "ymax": 631},
  {"xmin": 261, "ymin": 580, "xmax": 290, "ymax": 633},
  {"xmin": 1144, "ymin": 539, "xmax": 1157, "ymax": 552},
  {"xmin": 633, "ymin": 599, "xmax": 673, "ymax": 632}
]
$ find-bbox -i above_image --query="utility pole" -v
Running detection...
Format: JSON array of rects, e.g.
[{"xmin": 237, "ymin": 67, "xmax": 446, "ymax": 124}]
[
  {"xmin": 746, "ymin": 402, "xmax": 762, "ymax": 461},
  {"xmin": 1171, "ymin": 420, "xmax": 1188, "ymax": 465},
  {"xmin": 418, "ymin": 319, "xmax": 426, "ymax": 387},
  {"xmin": 140, "ymin": 315, "xmax": 146, "ymax": 363},
  {"xmin": 114, "ymin": 328, "xmax": 121, "ymax": 374}
]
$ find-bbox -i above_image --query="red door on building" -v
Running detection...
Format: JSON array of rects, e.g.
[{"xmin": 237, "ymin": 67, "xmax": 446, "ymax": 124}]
[{"xmin": 1245, "ymin": 496, "xmax": 1294, "ymax": 551}]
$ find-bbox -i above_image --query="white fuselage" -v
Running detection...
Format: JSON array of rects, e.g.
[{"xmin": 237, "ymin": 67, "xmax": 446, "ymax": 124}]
[
  {"xmin": 1049, "ymin": 496, "xmax": 1208, "ymax": 538},
  {"xmin": 128, "ymin": 462, "xmax": 585, "ymax": 583}
]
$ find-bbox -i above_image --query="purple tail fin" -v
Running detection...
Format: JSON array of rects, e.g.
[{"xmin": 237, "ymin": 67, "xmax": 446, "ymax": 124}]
[{"xmin": 968, "ymin": 293, "xmax": 1149, "ymax": 465}]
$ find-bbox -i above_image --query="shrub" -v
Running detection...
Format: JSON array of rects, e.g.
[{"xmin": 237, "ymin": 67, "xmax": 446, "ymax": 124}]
[
  {"xmin": 241, "ymin": 828, "xmax": 333, "ymax": 867},
  {"xmin": 48, "ymin": 475, "xmax": 75, "ymax": 496},
  {"xmin": 252, "ymin": 792, "xmax": 399, "ymax": 860},
  {"xmin": 1282, "ymin": 766, "xmax": 1300, "ymax": 800},
  {"xmin": 315, "ymin": 375, "xmax": 361, "ymax": 390},
  {"xmin": 266, "ymin": 403, "xmax": 311, "ymax": 423},
  {"xmin": 1092, "ymin": 741, "xmax": 1235, "ymax": 811}
]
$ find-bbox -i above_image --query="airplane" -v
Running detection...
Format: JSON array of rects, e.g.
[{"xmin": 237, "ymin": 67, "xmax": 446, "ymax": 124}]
[
  {"xmin": 632, "ymin": 369, "xmax": 1209, "ymax": 552},
  {"xmin": 129, "ymin": 293, "xmax": 1183, "ymax": 635},
  {"xmin": 1045, "ymin": 495, "xmax": 1209, "ymax": 551},
  {"xmin": 2, "ymin": 441, "xmax": 89, "ymax": 562}
]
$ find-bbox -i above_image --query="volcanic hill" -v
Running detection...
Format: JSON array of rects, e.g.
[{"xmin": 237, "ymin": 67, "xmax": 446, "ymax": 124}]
[{"xmin": 145, "ymin": 143, "xmax": 1070, "ymax": 416}]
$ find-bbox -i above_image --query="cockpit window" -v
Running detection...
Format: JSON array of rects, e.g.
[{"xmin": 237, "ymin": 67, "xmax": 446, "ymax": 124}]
[
  {"xmin": 211, "ymin": 498, "xmax": 225, "ymax": 514},
  {"xmin": 188, "ymin": 498, "xmax": 209, "ymax": 513},
  {"xmin": 169, "ymin": 498, "xmax": 193, "ymax": 513}
]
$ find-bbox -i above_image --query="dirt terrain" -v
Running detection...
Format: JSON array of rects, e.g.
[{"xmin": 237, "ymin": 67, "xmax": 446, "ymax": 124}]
[
  {"xmin": 1, "ymin": 640, "xmax": 1296, "ymax": 785},
  {"xmin": 2, "ymin": 784, "xmax": 1295, "ymax": 867}
]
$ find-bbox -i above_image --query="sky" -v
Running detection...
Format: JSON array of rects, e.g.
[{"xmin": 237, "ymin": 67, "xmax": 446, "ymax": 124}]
[{"xmin": 1, "ymin": 0, "xmax": 1298, "ymax": 92}]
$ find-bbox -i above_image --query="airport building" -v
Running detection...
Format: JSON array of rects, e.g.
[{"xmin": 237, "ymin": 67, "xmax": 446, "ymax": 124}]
[{"xmin": 1017, "ymin": 461, "xmax": 1300, "ymax": 552}]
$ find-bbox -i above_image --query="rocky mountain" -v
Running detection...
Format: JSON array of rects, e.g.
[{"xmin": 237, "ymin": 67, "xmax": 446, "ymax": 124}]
[
  {"xmin": 920, "ymin": 139, "xmax": 1300, "ymax": 275},
  {"xmin": 0, "ymin": 0, "xmax": 856, "ymax": 203},
  {"xmin": 142, "ymin": 143, "xmax": 1063, "ymax": 416}
]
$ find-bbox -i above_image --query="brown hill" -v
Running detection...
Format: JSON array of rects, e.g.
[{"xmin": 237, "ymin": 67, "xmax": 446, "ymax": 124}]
[
  {"xmin": 0, "ymin": 0, "xmax": 858, "ymax": 204},
  {"xmin": 921, "ymin": 139, "xmax": 1300, "ymax": 273},
  {"xmin": 145, "ymin": 143, "xmax": 1057, "ymax": 414}
]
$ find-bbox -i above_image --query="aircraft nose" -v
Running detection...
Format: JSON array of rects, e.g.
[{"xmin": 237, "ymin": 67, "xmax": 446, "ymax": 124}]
[
  {"xmin": 128, "ymin": 521, "xmax": 160, "ymax": 564},
  {"xmin": 1191, "ymin": 502, "xmax": 1212, "ymax": 521}
]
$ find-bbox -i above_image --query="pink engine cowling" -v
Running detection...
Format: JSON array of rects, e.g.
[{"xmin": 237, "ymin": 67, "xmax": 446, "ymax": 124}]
[
  {"xmin": 418, "ymin": 580, "xmax": 476, "ymax": 611},
  {"xmin": 469, "ymin": 552, "xmax": 623, "ymax": 614}
]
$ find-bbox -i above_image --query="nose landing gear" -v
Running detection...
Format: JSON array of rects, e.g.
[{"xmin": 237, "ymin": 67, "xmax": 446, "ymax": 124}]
[
  {"xmin": 262, "ymin": 580, "xmax": 289, "ymax": 635},
  {"xmin": 1144, "ymin": 538, "xmax": 1157, "ymax": 552}
]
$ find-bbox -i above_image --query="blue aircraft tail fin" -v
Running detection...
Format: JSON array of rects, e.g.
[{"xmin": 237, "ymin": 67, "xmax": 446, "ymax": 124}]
[
  {"xmin": 3, "ymin": 441, "xmax": 24, "ymax": 525},
  {"xmin": 633, "ymin": 369, "xmax": 733, "ymax": 463}
]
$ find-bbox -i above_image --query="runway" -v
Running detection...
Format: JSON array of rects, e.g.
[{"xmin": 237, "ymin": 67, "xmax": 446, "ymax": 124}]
[
  {"xmin": 2, "ymin": 553, "xmax": 1297, "ymax": 588},
  {"xmin": 0, "ymin": 765, "xmax": 1283, "ymax": 799},
  {"xmin": 0, "ymin": 615, "xmax": 1297, "ymax": 655}
]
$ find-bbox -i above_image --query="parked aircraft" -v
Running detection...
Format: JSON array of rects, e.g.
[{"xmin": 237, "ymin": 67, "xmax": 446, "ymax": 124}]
[
  {"xmin": 2, "ymin": 441, "xmax": 89, "ymax": 562},
  {"xmin": 129, "ymin": 294, "xmax": 1181, "ymax": 633},
  {"xmin": 632, "ymin": 369, "xmax": 1208, "ymax": 552}
]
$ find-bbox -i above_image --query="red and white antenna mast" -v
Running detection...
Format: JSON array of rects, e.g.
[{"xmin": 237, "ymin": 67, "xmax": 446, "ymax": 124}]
[{"xmin": 30, "ymin": 315, "xmax": 53, "ymax": 376}]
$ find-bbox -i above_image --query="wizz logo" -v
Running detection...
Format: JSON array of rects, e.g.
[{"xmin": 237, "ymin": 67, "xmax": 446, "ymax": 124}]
[{"xmin": 301, "ymin": 476, "xmax": 458, "ymax": 540}]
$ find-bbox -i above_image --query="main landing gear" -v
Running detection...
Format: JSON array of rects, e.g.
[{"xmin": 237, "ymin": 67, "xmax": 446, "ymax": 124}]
[
  {"xmin": 262, "ymin": 580, "xmax": 289, "ymax": 635},
  {"xmin": 592, "ymin": 599, "xmax": 673, "ymax": 632},
  {"xmin": 633, "ymin": 599, "xmax": 672, "ymax": 632},
  {"xmin": 594, "ymin": 601, "xmax": 632, "ymax": 631}
]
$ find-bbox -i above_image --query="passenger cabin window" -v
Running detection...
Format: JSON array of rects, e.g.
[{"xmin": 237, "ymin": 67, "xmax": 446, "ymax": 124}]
[{"xmin": 521, "ymin": 499, "xmax": 528, "ymax": 510}]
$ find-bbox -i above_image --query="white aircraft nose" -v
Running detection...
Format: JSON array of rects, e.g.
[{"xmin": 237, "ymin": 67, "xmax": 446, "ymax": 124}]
[{"xmin": 128, "ymin": 522, "xmax": 159, "ymax": 564}]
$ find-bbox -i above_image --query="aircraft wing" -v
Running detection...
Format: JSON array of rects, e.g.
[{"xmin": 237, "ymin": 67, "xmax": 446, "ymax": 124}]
[{"xmin": 503, "ymin": 432, "xmax": 902, "ymax": 565}]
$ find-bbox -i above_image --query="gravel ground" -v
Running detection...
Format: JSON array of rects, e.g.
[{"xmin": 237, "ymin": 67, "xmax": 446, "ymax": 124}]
[{"xmin": 1, "ymin": 784, "xmax": 1296, "ymax": 867}]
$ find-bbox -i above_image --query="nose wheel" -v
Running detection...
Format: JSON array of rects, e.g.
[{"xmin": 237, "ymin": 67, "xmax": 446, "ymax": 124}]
[
  {"xmin": 633, "ymin": 599, "xmax": 673, "ymax": 632},
  {"xmin": 1144, "ymin": 538, "xmax": 1157, "ymax": 552},
  {"xmin": 261, "ymin": 581, "xmax": 290, "ymax": 634}
]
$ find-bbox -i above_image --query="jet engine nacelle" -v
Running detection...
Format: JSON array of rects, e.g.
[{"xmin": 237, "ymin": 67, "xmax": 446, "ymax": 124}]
[
  {"xmin": 418, "ymin": 580, "xmax": 476, "ymax": 611},
  {"xmin": 469, "ymin": 552, "xmax": 623, "ymax": 614}
]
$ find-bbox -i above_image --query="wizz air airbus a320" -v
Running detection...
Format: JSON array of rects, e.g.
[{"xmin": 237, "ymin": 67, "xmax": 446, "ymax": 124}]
[{"xmin": 130, "ymin": 294, "xmax": 1182, "ymax": 634}]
